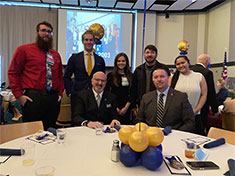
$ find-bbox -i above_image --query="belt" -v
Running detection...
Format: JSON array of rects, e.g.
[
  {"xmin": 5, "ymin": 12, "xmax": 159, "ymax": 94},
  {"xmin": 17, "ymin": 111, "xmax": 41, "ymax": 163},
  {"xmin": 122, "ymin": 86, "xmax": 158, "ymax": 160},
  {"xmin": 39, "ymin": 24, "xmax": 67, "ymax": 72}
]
[{"xmin": 25, "ymin": 89, "xmax": 58, "ymax": 96}]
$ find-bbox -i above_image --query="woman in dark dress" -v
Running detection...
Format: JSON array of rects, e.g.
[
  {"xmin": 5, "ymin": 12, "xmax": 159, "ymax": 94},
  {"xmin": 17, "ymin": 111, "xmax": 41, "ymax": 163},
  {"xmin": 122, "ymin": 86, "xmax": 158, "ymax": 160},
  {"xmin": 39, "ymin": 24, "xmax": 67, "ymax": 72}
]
[{"xmin": 106, "ymin": 53, "xmax": 133, "ymax": 124}]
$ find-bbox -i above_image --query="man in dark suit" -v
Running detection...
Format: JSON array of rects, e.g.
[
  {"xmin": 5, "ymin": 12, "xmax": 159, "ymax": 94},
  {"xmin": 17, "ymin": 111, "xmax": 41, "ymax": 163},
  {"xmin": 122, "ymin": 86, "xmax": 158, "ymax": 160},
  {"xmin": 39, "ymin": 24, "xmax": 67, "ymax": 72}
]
[
  {"xmin": 192, "ymin": 54, "xmax": 218, "ymax": 132},
  {"xmin": 136, "ymin": 68, "xmax": 194, "ymax": 132},
  {"xmin": 64, "ymin": 30, "xmax": 105, "ymax": 119},
  {"xmin": 73, "ymin": 71, "xmax": 120, "ymax": 128}
]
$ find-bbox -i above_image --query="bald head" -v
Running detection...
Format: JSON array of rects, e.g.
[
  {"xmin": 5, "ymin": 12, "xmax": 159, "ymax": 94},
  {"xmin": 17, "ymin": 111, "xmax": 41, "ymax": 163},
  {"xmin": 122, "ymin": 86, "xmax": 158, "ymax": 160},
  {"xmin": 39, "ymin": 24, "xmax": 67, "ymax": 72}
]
[
  {"xmin": 91, "ymin": 71, "xmax": 107, "ymax": 93},
  {"xmin": 197, "ymin": 54, "xmax": 211, "ymax": 68}
]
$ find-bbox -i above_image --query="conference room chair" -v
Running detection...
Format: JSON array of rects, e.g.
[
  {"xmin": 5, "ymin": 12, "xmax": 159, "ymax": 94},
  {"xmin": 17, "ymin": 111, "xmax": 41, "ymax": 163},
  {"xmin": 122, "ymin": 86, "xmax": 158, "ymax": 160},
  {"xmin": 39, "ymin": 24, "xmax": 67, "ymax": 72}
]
[
  {"xmin": 207, "ymin": 127, "xmax": 235, "ymax": 145},
  {"xmin": 56, "ymin": 91, "xmax": 71, "ymax": 127},
  {"xmin": 0, "ymin": 121, "xmax": 43, "ymax": 144}
]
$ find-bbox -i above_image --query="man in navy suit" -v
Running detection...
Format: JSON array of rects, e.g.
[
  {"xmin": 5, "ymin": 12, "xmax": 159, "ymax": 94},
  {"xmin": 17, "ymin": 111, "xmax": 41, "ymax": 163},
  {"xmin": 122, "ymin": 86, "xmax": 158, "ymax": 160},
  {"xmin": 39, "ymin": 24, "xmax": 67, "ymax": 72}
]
[
  {"xmin": 136, "ymin": 68, "xmax": 194, "ymax": 132},
  {"xmin": 64, "ymin": 30, "xmax": 105, "ymax": 119},
  {"xmin": 73, "ymin": 72, "xmax": 120, "ymax": 128}
]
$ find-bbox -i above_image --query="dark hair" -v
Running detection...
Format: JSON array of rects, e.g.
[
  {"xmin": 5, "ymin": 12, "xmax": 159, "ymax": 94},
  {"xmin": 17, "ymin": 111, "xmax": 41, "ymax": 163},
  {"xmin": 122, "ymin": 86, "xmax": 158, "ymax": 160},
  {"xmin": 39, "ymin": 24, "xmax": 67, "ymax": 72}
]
[
  {"xmin": 112, "ymin": 53, "xmax": 132, "ymax": 87},
  {"xmin": 171, "ymin": 55, "xmax": 190, "ymax": 89},
  {"xmin": 144, "ymin": 45, "xmax": 158, "ymax": 55},
  {"xmin": 174, "ymin": 55, "xmax": 190, "ymax": 64},
  {"xmin": 36, "ymin": 21, "xmax": 53, "ymax": 32},
  {"xmin": 82, "ymin": 30, "xmax": 95, "ymax": 41}
]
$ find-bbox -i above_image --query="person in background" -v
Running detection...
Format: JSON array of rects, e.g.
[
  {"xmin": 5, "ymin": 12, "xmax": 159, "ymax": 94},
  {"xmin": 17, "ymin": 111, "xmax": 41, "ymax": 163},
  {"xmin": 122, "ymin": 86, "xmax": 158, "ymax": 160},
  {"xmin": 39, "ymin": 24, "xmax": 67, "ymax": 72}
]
[
  {"xmin": 191, "ymin": 54, "xmax": 218, "ymax": 133},
  {"xmin": 136, "ymin": 68, "xmax": 194, "ymax": 132},
  {"xmin": 8, "ymin": 21, "xmax": 64, "ymax": 130},
  {"xmin": 106, "ymin": 53, "xmax": 133, "ymax": 124},
  {"xmin": 63, "ymin": 30, "xmax": 105, "ymax": 120},
  {"xmin": 170, "ymin": 55, "xmax": 207, "ymax": 135},
  {"xmin": 216, "ymin": 78, "xmax": 230, "ymax": 106},
  {"xmin": 131, "ymin": 44, "xmax": 169, "ymax": 111},
  {"xmin": 73, "ymin": 72, "xmax": 120, "ymax": 128}
]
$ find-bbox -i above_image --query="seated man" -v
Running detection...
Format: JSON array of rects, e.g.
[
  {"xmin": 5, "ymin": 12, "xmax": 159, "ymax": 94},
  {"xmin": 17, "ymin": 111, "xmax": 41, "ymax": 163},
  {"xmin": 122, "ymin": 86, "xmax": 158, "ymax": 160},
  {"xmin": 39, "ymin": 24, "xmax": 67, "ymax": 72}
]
[
  {"xmin": 136, "ymin": 68, "xmax": 194, "ymax": 132},
  {"xmin": 73, "ymin": 71, "xmax": 120, "ymax": 128}
]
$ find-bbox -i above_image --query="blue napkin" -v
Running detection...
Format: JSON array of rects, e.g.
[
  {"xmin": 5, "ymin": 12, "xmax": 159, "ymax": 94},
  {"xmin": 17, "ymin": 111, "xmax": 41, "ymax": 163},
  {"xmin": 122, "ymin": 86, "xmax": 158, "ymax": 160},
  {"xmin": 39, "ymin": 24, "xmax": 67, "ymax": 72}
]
[
  {"xmin": 162, "ymin": 126, "xmax": 172, "ymax": 136},
  {"xmin": 224, "ymin": 159, "xmax": 235, "ymax": 176},
  {"xmin": 47, "ymin": 127, "xmax": 57, "ymax": 136},
  {"xmin": 203, "ymin": 138, "xmax": 225, "ymax": 149},
  {"xmin": 114, "ymin": 124, "xmax": 121, "ymax": 131},
  {"xmin": 0, "ymin": 148, "xmax": 22, "ymax": 156}
]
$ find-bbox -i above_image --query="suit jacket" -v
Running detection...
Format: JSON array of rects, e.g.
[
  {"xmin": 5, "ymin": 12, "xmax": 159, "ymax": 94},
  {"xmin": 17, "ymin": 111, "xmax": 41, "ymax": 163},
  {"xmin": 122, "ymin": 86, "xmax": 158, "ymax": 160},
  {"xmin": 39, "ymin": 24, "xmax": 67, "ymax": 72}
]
[
  {"xmin": 63, "ymin": 51, "xmax": 105, "ymax": 95},
  {"xmin": 136, "ymin": 88, "xmax": 195, "ymax": 132},
  {"xmin": 192, "ymin": 64, "xmax": 218, "ymax": 114},
  {"xmin": 72, "ymin": 89, "xmax": 118, "ymax": 126}
]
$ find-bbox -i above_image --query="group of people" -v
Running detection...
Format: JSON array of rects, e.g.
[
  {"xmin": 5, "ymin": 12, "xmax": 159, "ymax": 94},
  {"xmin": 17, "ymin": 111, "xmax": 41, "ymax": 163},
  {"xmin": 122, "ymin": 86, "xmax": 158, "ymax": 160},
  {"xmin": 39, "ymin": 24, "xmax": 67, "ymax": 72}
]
[{"xmin": 7, "ymin": 21, "xmax": 225, "ymax": 135}]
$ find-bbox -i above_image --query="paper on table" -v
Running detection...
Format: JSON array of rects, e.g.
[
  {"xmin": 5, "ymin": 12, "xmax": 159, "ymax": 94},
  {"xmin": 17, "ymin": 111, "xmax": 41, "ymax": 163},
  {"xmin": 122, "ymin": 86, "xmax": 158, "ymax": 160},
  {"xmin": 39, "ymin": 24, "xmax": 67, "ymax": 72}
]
[{"xmin": 164, "ymin": 155, "xmax": 191, "ymax": 175}]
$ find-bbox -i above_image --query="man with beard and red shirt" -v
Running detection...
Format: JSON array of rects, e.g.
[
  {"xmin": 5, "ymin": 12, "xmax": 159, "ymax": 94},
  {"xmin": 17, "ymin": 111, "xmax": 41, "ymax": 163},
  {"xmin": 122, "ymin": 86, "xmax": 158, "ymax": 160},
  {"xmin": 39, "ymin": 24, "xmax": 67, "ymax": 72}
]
[
  {"xmin": 8, "ymin": 21, "xmax": 64, "ymax": 130},
  {"xmin": 130, "ymin": 45, "xmax": 169, "ymax": 109}
]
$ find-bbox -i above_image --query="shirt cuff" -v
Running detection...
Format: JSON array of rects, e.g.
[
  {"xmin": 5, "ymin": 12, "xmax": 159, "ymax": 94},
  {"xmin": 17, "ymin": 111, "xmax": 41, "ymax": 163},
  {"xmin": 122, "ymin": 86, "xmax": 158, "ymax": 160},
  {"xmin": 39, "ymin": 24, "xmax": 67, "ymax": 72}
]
[{"xmin": 81, "ymin": 120, "xmax": 89, "ymax": 127}]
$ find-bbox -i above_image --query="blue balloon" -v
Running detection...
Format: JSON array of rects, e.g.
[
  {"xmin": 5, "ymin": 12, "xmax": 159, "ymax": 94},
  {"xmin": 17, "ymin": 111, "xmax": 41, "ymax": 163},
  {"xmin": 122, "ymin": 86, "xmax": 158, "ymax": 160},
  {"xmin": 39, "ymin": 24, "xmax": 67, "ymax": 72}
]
[
  {"xmin": 121, "ymin": 142, "xmax": 126, "ymax": 148},
  {"xmin": 141, "ymin": 146, "xmax": 163, "ymax": 171},
  {"xmin": 156, "ymin": 144, "xmax": 163, "ymax": 152},
  {"xmin": 120, "ymin": 145, "xmax": 141, "ymax": 167}
]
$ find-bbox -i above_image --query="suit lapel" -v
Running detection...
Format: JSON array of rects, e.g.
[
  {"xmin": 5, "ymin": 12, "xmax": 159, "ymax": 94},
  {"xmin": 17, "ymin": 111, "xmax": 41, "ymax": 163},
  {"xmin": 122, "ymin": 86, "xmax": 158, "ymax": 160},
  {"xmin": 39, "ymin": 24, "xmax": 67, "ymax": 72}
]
[
  {"xmin": 163, "ymin": 88, "xmax": 174, "ymax": 117},
  {"xmin": 89, "ymin": 89, "xmax": 99, "ymax": 109}
]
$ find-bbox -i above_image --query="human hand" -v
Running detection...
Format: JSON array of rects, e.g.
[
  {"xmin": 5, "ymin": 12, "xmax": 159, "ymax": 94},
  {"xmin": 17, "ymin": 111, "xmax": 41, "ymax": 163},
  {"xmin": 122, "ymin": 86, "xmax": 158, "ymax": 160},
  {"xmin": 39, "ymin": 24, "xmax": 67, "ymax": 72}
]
[
  {"xmin": 18, "ymin": 95, "xmax": 33, "ymax": 106},
  {"xmin": 119, "ymin": 107, "xmax": 128, "ymax": 116},
  {"xmin": 110, "ymin": 119, "xmax": 121, "ymax": 128},
  {"xmin": 58, "ymin": 95, "xmax": 62, "ymax": 102},
  {"xmin": 87, "ymin": 121, "xmax": 104, "ymax": 129}
]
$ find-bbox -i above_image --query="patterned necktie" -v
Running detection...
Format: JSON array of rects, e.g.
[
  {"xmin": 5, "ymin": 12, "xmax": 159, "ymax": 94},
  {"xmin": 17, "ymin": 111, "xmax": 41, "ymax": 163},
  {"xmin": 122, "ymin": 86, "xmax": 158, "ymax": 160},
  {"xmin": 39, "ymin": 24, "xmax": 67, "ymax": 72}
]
[
  {"xmin": 156, "ymin": 93, "xmax": 164, "ymax": 127},
  {"xmin": 87, "ymin": 53, "xmax": 92, "ymax": 76},
  {"xmin": 46, "ymin": 52, "xmax": 52, "ymax": 91},
  {"xmin": 96, "ymin": 94, "xmax": 101, "ymax": 107}
]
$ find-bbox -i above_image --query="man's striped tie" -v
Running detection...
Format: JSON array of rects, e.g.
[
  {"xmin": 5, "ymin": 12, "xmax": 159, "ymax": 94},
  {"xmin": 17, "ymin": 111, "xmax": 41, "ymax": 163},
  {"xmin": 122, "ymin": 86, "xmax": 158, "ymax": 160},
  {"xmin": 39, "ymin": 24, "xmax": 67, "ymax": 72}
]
[{"xmin": 156, "ymin": 93, "xmax": 164, "ymax": 127}]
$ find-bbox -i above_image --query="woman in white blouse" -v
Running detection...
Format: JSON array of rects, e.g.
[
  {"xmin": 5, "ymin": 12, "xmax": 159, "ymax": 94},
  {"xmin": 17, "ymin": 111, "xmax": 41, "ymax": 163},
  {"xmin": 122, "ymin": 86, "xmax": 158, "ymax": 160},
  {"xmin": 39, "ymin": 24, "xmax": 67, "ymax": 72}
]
[{"xmin": 170, "ymin": 55, "xmax": 207, "ymax": 135}]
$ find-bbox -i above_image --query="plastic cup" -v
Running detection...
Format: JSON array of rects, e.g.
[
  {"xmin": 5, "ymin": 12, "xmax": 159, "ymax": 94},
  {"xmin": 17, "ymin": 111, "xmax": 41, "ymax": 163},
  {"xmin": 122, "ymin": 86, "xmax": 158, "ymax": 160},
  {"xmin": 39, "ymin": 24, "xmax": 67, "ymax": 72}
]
[
  {"xmin": 56, "ymin": 129, "xmax": 66, "ymax": 144},
  {"xmin": 21, "ymin": 142, "xmax": 35, "ymax": 166}
]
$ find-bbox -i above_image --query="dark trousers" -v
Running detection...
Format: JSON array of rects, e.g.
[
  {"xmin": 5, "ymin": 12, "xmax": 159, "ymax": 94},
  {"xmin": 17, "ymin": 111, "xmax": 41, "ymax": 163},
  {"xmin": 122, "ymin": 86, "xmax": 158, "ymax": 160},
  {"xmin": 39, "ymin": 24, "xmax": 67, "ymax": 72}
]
[
  {"xmin": 194, "ymin": 114, "xmax": 205, "ymax": 136},
  {"xmin": 22, "ymin": 89, "xmax": 61, "ymax": 130}
]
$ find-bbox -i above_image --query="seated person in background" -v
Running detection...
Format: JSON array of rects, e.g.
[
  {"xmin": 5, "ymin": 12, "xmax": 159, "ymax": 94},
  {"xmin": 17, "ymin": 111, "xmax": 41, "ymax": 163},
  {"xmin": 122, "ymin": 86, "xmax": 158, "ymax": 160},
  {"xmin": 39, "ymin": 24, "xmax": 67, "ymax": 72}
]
[
  {"xmin": 6, "ymin": 87, "xmax": 22, "ymax": 121},
  {"xmin": 72, "ymin": 71, "xmax": 121, "ymax": 128},
  {"xmin": 216, "ymin": 78, "xmax": 230, "ymax": 106},
  {"xmin": 136, "ymin": 68, "xmax": 195, "ymax": 132}
]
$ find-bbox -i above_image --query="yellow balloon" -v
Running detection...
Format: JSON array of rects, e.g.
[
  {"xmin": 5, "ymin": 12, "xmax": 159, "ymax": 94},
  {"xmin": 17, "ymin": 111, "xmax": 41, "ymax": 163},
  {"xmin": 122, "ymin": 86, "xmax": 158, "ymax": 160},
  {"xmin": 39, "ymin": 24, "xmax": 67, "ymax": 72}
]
[
  {"xmin": 178, "ymin": 40, "xmax": 189, "ymax": 52},
  {"xmin": 134, "ymin": 122, "xmax": 149, "ymax": 132},
  {"xmin": 118, "ymin": 126, "xmax": 134, "ymax": 144},
  {"xmin": 89, "ymin": 23, "xmax": 105, "ymax": 40},
  {"xmin": 129, "ymin": 131, "xmax": 149, "ymax": 152},
  {"xmin": 144, "ymin": 127, "xmax": 164, "ymax": 147}
]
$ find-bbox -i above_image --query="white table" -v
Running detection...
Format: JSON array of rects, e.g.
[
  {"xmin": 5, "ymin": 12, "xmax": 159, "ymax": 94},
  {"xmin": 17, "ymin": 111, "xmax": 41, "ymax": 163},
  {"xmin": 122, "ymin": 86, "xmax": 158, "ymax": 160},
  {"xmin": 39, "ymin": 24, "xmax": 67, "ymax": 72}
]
[{"xmin": 0, "ymin": 127, "xmax": 234, "ymax": 176}]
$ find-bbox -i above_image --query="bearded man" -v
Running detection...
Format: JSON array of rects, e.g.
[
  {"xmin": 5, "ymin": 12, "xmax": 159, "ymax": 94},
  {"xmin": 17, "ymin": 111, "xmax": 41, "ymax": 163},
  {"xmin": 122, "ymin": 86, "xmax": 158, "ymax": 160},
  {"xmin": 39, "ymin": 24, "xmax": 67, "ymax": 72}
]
[
  {"xmin": 8, "ymin": 21, "xmax": 64, "ymax": 130},
  {"xmin": 130, "ymin": 45, "xmax": 169, "ymax": 108}
]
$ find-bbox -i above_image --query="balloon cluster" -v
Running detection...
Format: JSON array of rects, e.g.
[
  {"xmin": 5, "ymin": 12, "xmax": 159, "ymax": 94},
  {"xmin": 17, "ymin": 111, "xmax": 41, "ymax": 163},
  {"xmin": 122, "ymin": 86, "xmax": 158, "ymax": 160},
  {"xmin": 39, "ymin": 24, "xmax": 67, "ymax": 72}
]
[
  {"xmin": 178, "ymin": 40, "xmax": 190, "ymax": 55},
  {"xmin": 118, "ymin": 123, "xmax": 164, "ymax": 171}
]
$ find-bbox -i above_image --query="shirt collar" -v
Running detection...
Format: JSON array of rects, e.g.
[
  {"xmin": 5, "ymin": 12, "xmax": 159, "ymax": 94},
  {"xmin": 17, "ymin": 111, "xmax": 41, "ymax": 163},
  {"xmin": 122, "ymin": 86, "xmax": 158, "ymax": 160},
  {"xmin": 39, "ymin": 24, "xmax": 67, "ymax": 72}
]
[
  {"xmin": 157, "ymin": 86, "xmax": 169, "ymax": 96},
  {"xmin": 92, "ymin": 88, "xmax": 104, "ymax": 98},
  {"xmin": 84, "ymin": 50, "xmax": 93, "ymax": 56},
  {"xmin": 197, "ymin": 63, "xmax": 206, "ymax": 68}
]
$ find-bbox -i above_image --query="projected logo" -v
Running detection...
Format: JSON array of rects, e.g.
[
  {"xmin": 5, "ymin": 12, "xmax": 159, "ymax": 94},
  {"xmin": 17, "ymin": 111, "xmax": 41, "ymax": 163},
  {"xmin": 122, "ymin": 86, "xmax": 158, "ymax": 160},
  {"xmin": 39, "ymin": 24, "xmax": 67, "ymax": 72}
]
[{"xmin": 67, "ymin": 11, "xmax": 123, "ymax": 66}]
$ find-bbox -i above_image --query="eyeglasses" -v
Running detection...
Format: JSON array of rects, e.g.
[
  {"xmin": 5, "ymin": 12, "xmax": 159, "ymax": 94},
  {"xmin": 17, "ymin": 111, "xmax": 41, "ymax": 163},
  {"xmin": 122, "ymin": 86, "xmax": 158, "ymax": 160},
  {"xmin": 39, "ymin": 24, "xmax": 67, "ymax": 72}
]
[
  {"xmin": 94, "ymin": 78, "xmax": 106, "ymax": 83},
  {"xmin": 39, "ymin": 29, "xmax": 53, "ymax": 35}
]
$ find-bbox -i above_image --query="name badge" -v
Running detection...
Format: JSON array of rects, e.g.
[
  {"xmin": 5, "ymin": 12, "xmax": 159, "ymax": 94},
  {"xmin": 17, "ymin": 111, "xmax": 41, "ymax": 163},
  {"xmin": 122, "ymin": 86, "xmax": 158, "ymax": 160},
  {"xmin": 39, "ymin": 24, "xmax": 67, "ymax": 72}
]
[
  {"xmin": 106, "ymin": 103, "xmax": 111, "ymax": 108},
  {"xmin": 46, "ymin": 53, "xmax": 54, "ymax": 66}
]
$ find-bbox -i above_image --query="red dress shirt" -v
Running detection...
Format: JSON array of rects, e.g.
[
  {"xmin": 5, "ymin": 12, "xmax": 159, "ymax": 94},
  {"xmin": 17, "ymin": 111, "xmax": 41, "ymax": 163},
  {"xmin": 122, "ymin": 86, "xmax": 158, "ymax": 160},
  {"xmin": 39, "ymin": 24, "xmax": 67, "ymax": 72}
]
[{"xmin": 8, "ymin": 43, "xmax": 64, "ymax": 98}]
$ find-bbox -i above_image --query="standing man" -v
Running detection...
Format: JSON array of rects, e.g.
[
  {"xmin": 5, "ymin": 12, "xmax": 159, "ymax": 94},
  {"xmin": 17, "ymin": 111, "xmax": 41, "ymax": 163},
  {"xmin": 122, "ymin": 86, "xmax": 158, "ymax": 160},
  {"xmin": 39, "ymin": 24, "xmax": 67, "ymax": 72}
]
[
  {"xmin": 192, "ymin": 54, "xmax": 218, "ymax": 133},
  {"xmin": 63, "ymin": 30, "xmax": 105, "ymax": 119},
  {"xmin": 131, "ymin": 44, "xmax": 169, "ymax": 107},
  {"xmin": 8, "ymin": 21, "xmax": 64, "ymax": 130},
  {"xmin": 73, "ymin": 71, "xmax": 120, "ymax": 128},
  {"xmin": 136, "ymin": 68, "xmax": 194, "ymax": 132}
]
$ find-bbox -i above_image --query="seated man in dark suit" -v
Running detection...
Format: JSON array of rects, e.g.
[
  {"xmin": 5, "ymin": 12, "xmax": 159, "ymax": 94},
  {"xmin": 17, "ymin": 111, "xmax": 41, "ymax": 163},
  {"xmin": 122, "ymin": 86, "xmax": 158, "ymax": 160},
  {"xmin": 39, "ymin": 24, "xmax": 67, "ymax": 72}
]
[
  {"xmin": 73, "ymin": 71, "xmax": 121, "ymax": 129},
  {"xmin": 136, "ymin": 68, "xmax": 194, "ymax": 132}
]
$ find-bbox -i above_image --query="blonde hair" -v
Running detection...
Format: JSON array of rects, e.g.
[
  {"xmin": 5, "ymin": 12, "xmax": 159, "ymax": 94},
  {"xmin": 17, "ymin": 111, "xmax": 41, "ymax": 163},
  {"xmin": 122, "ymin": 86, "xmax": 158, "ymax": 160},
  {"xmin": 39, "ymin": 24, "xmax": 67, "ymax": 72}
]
[{"xmin": 217, "ymin": 78, "xmax": 225, "ymax": 87}]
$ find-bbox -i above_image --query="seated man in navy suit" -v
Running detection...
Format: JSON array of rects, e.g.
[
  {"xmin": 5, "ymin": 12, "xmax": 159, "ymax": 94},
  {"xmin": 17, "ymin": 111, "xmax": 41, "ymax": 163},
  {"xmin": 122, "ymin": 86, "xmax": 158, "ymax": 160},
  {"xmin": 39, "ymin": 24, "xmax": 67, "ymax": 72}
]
[
  {"xmin": 136, "ymin": 68, "xmax": 194, "ymax": 132},
  {"xmin": 73, "ymin": 71, "xmax": 121, "ymax": 128}
]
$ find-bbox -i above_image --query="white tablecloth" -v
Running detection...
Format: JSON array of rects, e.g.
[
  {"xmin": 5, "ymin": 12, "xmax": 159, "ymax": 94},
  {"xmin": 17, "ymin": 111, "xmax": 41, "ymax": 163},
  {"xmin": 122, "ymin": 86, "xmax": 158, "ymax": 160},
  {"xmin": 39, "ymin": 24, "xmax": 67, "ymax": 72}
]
[{"xmin": 0, "ymin": 127, "xmax": 234, "ymax": 176}]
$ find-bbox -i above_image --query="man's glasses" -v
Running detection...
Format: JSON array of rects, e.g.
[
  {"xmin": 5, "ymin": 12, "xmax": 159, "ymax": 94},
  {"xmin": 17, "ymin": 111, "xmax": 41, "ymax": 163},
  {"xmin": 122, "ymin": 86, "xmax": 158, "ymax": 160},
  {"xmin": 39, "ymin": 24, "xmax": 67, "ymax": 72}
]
[
  {"xmin": 39, "ymin": 29, "xmax": 53, "ymax": 35},
  {"xmin": 94, "ymin": 78, "xmax": 106, "ymax": 83}
]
